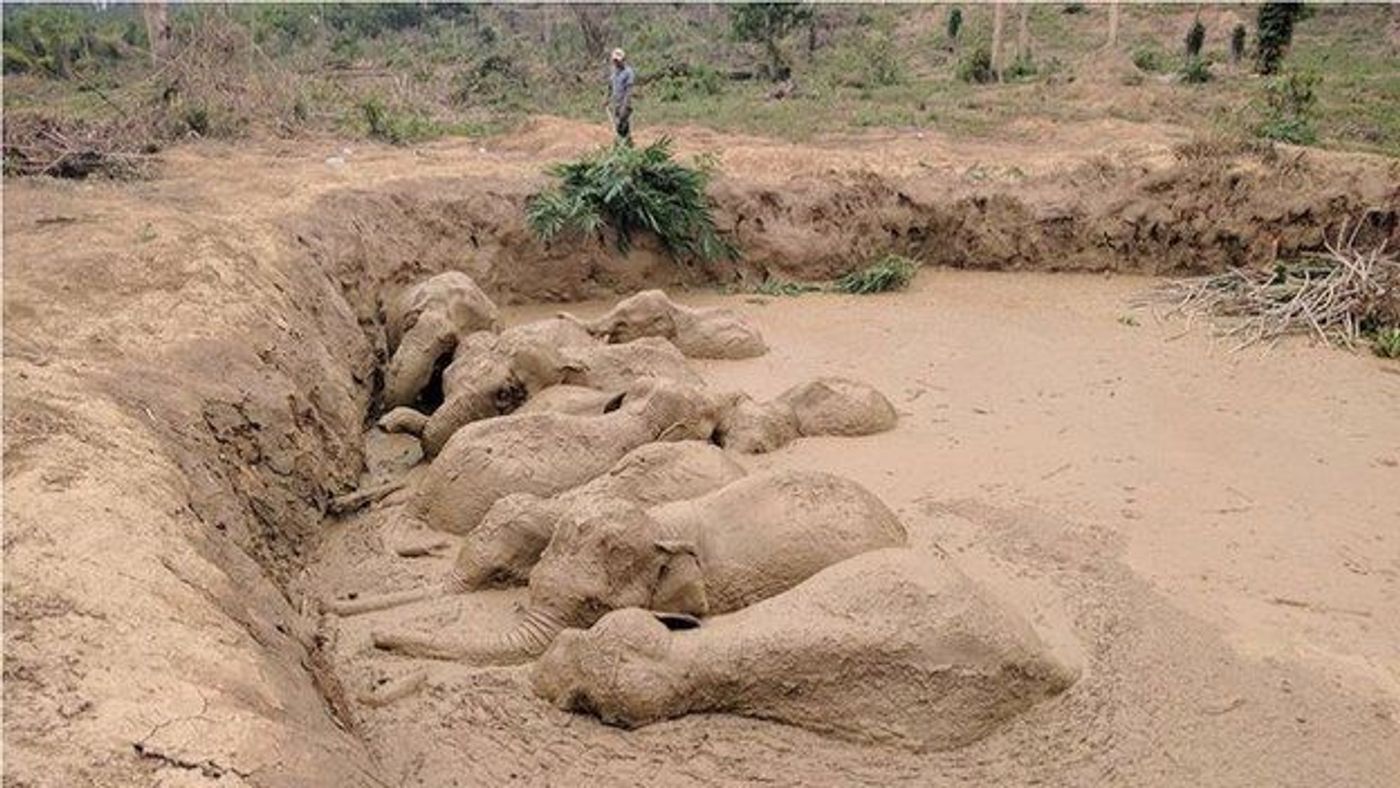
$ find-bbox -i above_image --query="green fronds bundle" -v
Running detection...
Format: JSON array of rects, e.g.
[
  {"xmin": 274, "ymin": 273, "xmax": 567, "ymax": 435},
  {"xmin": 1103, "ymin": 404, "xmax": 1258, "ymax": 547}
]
[{"xmin": 527, "ymin": 137, "xmax": 736, "ymax": 264}]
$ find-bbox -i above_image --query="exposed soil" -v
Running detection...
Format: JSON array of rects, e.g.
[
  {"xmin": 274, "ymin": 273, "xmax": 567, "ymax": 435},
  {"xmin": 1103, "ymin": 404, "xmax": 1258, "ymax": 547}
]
[{"xmin": 4, "ymin": 117, "xmax": 1398, "ymax": 786}]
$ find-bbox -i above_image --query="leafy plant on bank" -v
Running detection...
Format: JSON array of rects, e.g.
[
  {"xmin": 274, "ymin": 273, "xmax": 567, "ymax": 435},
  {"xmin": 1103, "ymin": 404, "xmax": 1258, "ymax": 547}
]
[
  {"xmin": 957, "ymin": 46, "xmax": 995, "ymax": 84},
  {"xmin": 1185, "ymin": 18, "xmax": 1206, "ymax": 59},
  {"xmin": 1372, "ymin": 326, "xmax": 1400, "ymax": 359},
  {"xmin": 1180, "ymin": 57, "xmax": 1212, "ymax": 85},
  {"xmin": 526, "ymin": 137, "xmax": 736, "ymax": 264},
  {"xmin": 1257, "ymin": 70, "xmax": 1319, "ymax": 144},
  {"xmin": 946, "ymin": 8, "xmax": 963, "ymax": 41},
  {"xmin": 833, "ymin": 254, "xmax": 919, "ymax": 294},
  {"xmin": 1230, "ymin": 24, "xmax": 1247, "ymax": 64},
  {"xmin": 1255, "ymin": 2, "xmax": 1305, "ymax": 76}
]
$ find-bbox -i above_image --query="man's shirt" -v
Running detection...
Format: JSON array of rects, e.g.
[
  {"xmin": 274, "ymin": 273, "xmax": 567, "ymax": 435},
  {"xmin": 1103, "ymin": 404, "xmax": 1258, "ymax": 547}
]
[{"xmin": 610, "ymin": 65, "xmax": 635, "ymax": 113}]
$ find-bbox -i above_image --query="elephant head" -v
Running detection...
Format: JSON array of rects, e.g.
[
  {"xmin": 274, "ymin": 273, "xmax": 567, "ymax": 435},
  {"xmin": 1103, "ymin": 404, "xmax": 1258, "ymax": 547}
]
[
  {"xmin": 571, "ymin": 290, "xmax": 678, "ymax": 345},
  {"xmin": 420, "ymin": 338, "xmax": 577, "ymax": 456},
  {"xmin": 382, "ymin": 272, "xmax": 500, "ymax": 409},
  {"xmin": 451, "ymin": 493, "xmax": 561, "ymax": 590},
  {"xmin": 614, "ymin": 377, "xmax": 720, "ymax": 443},
  {"xmin": 532, "ymin": 608, "xmax": 692, "ymax": 728},
  {"xmin": 373, "ymin": 498, "xmax": 706, "ymax": 665}
]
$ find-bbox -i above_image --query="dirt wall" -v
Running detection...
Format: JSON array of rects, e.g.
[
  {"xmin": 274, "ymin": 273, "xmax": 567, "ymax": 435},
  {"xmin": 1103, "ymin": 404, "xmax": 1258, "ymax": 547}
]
[
  {"xmin": 4, "ymin": 186, "xmax": 381, "ymax": 785},
  {"xmin": 290, "ymin": 144, "xmax": 1399, "ymax": 315}
]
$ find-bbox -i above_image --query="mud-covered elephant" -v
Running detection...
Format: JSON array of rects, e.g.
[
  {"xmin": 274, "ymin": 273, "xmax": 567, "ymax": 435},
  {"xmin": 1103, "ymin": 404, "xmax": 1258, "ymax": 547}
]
[
  {"xmin": 401, "ymin": 378, "xmax": 718, "ymax": 541},
  {"xmin": 322, "ymin": 441, "xmax": 746, "ymax": 616},
  {"xmin": 372, "ymin": 470, "xmax": 907, "ymax": 664},
  {"xmin": 534, "ymin": 548, "xmax": 1078, "ymax": 751},
  {"xmin": 563, "ymin": 289, "xmax": 766, "ymax": 359},
  {"xmin": 382, "ymin": 272, "xmax": 500, "ymax": 409},
  {"xmin": 715, "ymin": 377, "xmax": 897, "ymax": 454},
  {"xmin": 387, "ymin": 326, "xmax": 703, "ymax": 457}
]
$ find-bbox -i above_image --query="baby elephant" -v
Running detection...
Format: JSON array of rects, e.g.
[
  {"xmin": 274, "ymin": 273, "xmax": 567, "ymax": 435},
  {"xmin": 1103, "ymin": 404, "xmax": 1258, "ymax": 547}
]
[
  {"xmin": 402, "ymin": 378, "xmax": 717, "ymax": 540},
  {"xmin": 395, "ymin": 331, "xmax": 703, "ymax": 458},
  {"xmin": 716, "ymin": 377, "xmax": 897, "ymax": 454},
  {"xmin": 564, "ymin": 289, "xmax": 767, "ymax": 359},
  {"xmin": 383, "ymin": 272, "xmax": 500, "ymax": 409},
  {"xmin": 372, "ymin": 470, "xmax": 907, "ymax": 665},
  {"xmin": 322, "ymin": 441, "xmax": 745, "ymax": 616},
  {"xmin": 534, "ymin": 548, "xmax": 1078, "ymax": 752}
]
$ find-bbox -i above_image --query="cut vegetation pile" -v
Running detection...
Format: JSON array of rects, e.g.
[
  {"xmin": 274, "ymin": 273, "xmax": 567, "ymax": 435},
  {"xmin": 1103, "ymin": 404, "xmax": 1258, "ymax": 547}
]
[
  {"xmin": 526, "ymin": 137, "xmax": 735, "ymax": 264},
  {"xmin": 1140, "ymin": 222, "xmax": 1400, "ymax": 351}
]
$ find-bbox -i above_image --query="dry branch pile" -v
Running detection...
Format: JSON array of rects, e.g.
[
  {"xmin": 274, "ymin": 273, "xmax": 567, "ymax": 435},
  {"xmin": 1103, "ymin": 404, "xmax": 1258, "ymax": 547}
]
[
  {"xmin": 1139, "ymin": 222, "xmax": 1400, "ymax": 349},
  {"xmin": 3, "ymin": 13, "xmax": 298, "ymax": 179}
]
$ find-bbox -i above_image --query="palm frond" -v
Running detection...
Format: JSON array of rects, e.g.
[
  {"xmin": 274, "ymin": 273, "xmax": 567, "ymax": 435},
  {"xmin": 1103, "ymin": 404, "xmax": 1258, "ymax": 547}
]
[{"xmin": 524, "ymin": 137, "xmax": 738, "ymax": 264}]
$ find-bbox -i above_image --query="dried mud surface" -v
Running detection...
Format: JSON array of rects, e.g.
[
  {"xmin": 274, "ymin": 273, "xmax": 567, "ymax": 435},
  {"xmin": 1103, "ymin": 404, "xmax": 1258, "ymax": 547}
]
[{"xmin": 4, "ymin": 117, "xmax": 1399, "ymax": 786}]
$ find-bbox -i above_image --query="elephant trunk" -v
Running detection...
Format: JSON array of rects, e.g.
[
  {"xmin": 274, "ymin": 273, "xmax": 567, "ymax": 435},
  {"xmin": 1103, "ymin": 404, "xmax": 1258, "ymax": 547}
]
[
  {"xmin": 421, "ymin": 386, "xmax": 496, "ymax": 456},
  {"xmin": 384, "ymin": 312, "xmax": 457, "ymax": 409},
  {"xmin": 321, "ymin": 583, "xmax": 445, "ymax": 617},
  {"xmin": 371, "ymin": 607, "xmax": 565, "ymax": 666}
]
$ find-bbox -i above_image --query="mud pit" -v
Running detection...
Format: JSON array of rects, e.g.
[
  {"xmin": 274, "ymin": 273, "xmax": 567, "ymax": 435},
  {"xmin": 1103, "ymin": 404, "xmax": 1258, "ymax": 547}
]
[{"xmin": 5, "ymin": 119, "xmax": 1400, "ymax": 786}]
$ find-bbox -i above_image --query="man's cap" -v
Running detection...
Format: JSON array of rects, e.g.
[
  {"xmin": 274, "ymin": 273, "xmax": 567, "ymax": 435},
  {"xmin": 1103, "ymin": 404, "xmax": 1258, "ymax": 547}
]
[{"xmin": 611, "ymin": 48, "xmax": 626, "ymax": 61}]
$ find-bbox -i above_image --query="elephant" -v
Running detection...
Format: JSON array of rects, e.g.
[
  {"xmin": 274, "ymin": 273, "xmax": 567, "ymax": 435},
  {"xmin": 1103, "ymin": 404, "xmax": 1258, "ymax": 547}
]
[
  {"xmin": 533, "ymin": 548, "xmax": 1078, "ymax": 752},
  {"xmin": 714, "ymin": 377, "xmax": 898, "ymax": 454},
  {"xmin": 383, "ymin": 272, "xmax": 500, "ymax": 409},
  {"xmin": 321, "ymin": 441, "xmax": 746, "ymax": 616},
  {"xmin": 401, "ymin": 378, "xmax": 719, "ymax": 541},
  {"xmin": 562, "ymin": 289, "xmax": 767, "ymax": 359},
  {"xmin": 372, "ymin": 470, "xmax": 907, "ymax": 665},
  {"xmin": 401, "ymin": 329, "xmax": 702, "ymax": 458},
  {"xmin": 514, "ymin": 384, "xmax": 619, "ymax": 417}
]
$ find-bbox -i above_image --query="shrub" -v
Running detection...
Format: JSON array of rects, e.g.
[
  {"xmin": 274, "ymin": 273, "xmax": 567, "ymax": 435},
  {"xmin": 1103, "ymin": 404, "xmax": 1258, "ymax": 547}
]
[
  {"xmin": 1062, "ymin": 3, "xmax": 1086, "ymax": 14},
  {"xmin": 730, "ymin": 3, "xmax": 813, "ymax": 81},
  {"xmin": 1373, "ymin": 327, "xmax": 1400, "ymax": 359},
  {"xmin": 526, "ymin": 137, "xmax": 736, "ymax": 263},
  {"xmin": 656, "ymin": 64, "xmax": 724, "ymax": 102},
  {"xmin": 947, "ymin": 8, "xmax": 963, "ymax": 40},
  {"xmin": 754, "ymin": 279, "xmax": 821, "ymax": 297},
  {"xmin": 1230, "ymin": 24, "xmax": 1247, "ymax": 63},
  {"xmin": 1132, "ymin": 47, "xmax": 1165, "ymax": 73},
  {"xmin": 1255, "ymin": 2, "xmax": 1304, "ymax": 75},
  {"xmin": 1180, "ymin": 57, "xmax": 1212, "ymax": 84},
  {"xmin": 1257, "ymin": 70, "xmax": 1319, "ymax": 144},
  {"xmin": 359, "ymin": 97, "xmax": 440, "ymax": 145},
  {"xmin": 1185, "ymin": 18, "xmax": 1205, "ymax": 58},
  {"xmin": 956, "ymin": 46, "xmax": 995, "ymax": 84},
  {"xmin": 833, "ymin": 254, "xmax": 918, "ymax": 294},
  {"xmin": 1005, "ymin": 56, "xmax": 1038, "ymax": 82}
]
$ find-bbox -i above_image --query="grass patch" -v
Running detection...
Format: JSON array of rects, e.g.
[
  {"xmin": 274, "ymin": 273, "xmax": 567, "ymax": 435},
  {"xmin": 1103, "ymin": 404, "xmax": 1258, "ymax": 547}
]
[
  {"xmin": 526, "ymin": 137, "xmax": 735, "ymax": 264},
  {"xmin": 833, "ymin": 254, "xmax": 919, "ymax": 294},
  {"xmin": 753, "ymin": 279, "xmax": 822, "ymax": 297},
  {"xmin": 1373, "ymin": 327, "xmax": 1400, "ymax": 359}
]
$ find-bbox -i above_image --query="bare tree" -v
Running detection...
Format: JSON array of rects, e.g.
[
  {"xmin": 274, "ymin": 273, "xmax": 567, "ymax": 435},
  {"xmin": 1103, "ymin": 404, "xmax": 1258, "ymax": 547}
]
[
  {"xmin": 991, "ymin": 1, "xmax": 1006, "ymax": 80},
  {"xmin": 573, "ymin": 5, "xmax": 608, "ymax": 60},
  {"xmin": 1107, "ymin": 0, "xmax": 1121, "ymax": 49},
  {"xmin": 142, "ymin": 1, "xmax": 171, "ymax": 64},
  {"xmin": 1016, "ymin": 3, "xmax": 1031, "ymax": 61}
]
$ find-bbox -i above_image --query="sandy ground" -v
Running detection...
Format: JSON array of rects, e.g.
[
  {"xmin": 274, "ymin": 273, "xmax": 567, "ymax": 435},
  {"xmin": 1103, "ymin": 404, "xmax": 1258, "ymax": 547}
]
[
  {"xmin": 306, "ymin": 272, "xmax": 1400, "ymax": 786},
  {"xmin": 4, "ymin": 115, "xmax": 1398, "ymax": 785}
]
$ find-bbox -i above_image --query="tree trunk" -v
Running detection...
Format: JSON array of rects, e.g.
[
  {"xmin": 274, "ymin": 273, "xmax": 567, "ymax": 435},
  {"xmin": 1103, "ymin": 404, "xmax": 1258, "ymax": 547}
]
[
  {"xmin": 1390, "ymin": 3, "xmax": 1400, "ymax": 55},
  {"xmin": 1107, "ymin": 0, "xmax": 1121, "ymax": 49},
  {"xmin": 1016, "ymin": 3, "xmax": 1031, "ymax": 61},
  {"xmin": 573, "ymin": 5, "xmax": 606, "ymax": 60},
  {"xmin": 991, "ymin": 1, "xmax": 1006, "ymax": 81},
  {"xmin": 142, "ymin": 2, "xmax": 171, "ymax": 65}
]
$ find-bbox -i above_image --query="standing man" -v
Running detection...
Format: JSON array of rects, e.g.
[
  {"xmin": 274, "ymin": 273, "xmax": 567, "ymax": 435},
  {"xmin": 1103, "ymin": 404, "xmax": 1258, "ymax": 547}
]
[{"xmin": 605, "ymin": 47, "xmax": 635, "ymax": 144}]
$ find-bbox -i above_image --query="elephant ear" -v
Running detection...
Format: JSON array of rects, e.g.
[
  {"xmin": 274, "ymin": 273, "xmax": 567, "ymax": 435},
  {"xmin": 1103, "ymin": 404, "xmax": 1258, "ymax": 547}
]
[{"xmin": 650, "ymin": 540, "xmax": 708, "ymax": 618}]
